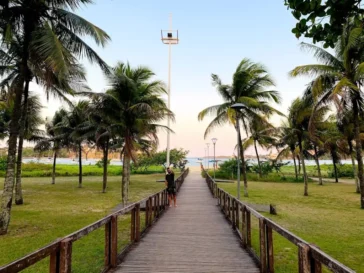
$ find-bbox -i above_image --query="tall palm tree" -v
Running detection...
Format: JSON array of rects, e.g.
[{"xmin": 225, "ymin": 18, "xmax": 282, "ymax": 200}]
[
  {"xmin": 60, "ymin": 101, "xmax": 90, "ymax": 188},
  {"xmin": 276, "ymin": 120, "xmax": 299, "ymax": 180},
  {"xmin": 337, "ymin": 109, "xmax": 360, "ymax": 192},
  {"xmin": 198, "ymin": 58, "xmax": 281, "ymax": 197},
  {"xmin": 243, "ymin": 116, "xmax": 276, "ymax": 177},
  {"xmin": 15, "ymin": 93, "xmax": 44, "ymax": 204},
  {"xmin": 0, "ymin": 0, "xmax": 110, "ymax": 234},
  {"xmin": 104, "ymin": 62, "xmax": 173, "ymax": 205},
  {"xmin": 289, "ymin": 23, "xmax": 364, "ymax": 207},
  {"xmin": 80, "ymin": 97, "xmax": 115, "ymax": 193},
  {"xmin": 34, "ymin": 109, "xmax": 69, "ymax": 185}
]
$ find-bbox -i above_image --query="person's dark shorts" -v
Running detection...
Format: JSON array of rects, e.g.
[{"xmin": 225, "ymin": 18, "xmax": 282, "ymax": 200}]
[{"xmin": 167, "ymin": 187, "xmax": 176, "ymax": 196}]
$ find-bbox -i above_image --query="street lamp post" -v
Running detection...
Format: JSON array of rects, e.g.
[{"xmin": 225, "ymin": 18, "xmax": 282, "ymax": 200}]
[
  {"xmin": 212, "ymin": 138, "xmax": 217, "ymax": 180},
  {"xmin": 206, "ymin": 143, "xmax": 210, "ymax": 170},
  {"xmin": 231, "ymin": 103, "xmax": 244, "ymax": 200},
  {"xmin": 161, "ymin": 14, "xmax": 179, "ymax": 168}
]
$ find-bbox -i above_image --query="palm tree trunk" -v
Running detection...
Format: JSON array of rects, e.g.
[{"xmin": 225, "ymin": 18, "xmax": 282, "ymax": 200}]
[
  {"xmin": 0, "ymin": 14, "xmax": 34, "ymax": 234},
  {"xmin": 15, "ymin": 134, "xmax": 24, "ymax": 205},
  {"xmin": 353, "ymin": 98, "xmax": 364, "ymax": 208},
  {"xmin": 78, "ymin": 144, "xmax": 82, "ymax": 188},
  {"xmin": 349, "ymin": 140, "xmax": 359, "ymax": 193},
  {"xmin": 297, "ymin": 155, "xmax": 301, "ymax": 174},
  {"xmin": 0, "ymin": 83, "xmax": 23, "ymax": 234},
  {"xmin": 292, "ymin": 151, "xmax": 298, "ymax": 180},
  {"xmin": 122, "ymin": 153, "xmax": 131, "ymax": 205},
  {"xmin": 102, "ymin": 141, "xmax": 109, "ymax": 193},
  {"xmin": 52, "ymin": 151, "xmax": 57, "ymax": 185},
  {"xmin": 236, "ymin": 125, "xmax": 248, "ymax": 197},
  {"xmin": 254, "ymin": 140, "xmax": 261, "ymax": 178},
  {"xmin": 314, "ymin": 145, "xmax": 323, "ymax": 185},
  {"xmin": 298, "ymin": 137, "xmax": 308, "ymax": 196},
  {"xmin": 15, "ymin": 82, "xmax": 30, "ymax": 205},
  {"xmin": 332, "ymin": 151, "xmax": 339, "ymax": 183}
]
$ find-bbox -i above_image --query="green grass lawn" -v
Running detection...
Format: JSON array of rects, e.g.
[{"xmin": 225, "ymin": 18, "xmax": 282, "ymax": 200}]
[
  {"xmin": 218, "ymin": 180, "xmax": 363, "ymax": 273},
  {"xmin": 0, "ymin": 163, "xmax": 165, "ymax": 177},
  {"xmin": 280, "ymin": 163, "xmax": 354, "ymax": 179},
  {"xmin": 0, "ymin": 174, "xmax": 166, "ymax": 273}
]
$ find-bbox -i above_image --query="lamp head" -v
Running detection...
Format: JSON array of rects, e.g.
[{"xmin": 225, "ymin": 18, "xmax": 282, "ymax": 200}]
[
  {"xmin": 231, "ymin": 103, "xmax": 244, "ymax": 110},
  {"xmin": 211, "ymin": 138, "xmax": 218, "ymax": 144}
]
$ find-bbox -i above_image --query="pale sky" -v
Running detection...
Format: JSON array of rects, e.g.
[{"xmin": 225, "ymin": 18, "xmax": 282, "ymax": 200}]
[{"xmin": 29, "ymin": 0, "xmax": 318, "ymax": 157}]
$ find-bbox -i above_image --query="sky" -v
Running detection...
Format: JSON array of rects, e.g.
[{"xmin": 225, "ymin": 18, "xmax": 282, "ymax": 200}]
[{"xmin": 29, "ymin": 0, "xmax": 318, "ymax": 157}]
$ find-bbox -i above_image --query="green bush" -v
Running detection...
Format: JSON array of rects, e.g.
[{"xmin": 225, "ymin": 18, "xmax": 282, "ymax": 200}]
[
  {"xmin": 328, "ymin": 164, "xmax": 355, "ymax": 178},
  {"xmin": 0, "ymin": 156, "xmax": 7, "ymax": 171}
]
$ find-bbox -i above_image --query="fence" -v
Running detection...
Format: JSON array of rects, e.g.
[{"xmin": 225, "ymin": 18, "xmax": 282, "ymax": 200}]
[
  {"xmin": 0, "ymin": 168, "xmax": 189, "ymax": 273},
  {"xmin": 204, "ymin": 171, "xmax": 355, "ymax": 273}
]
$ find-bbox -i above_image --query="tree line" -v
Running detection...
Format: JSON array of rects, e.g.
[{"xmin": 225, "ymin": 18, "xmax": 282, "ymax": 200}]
[
  {"xmin": 0, "ymin": 1, "xmax": 172, "ymax": 235},
  {"xmin": 199, "ymin": 20, "xmax": 364, "ymax": 207}
]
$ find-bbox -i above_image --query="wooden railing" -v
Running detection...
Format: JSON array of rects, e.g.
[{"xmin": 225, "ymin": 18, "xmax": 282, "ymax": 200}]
[
  {"xmin": 0, "ymin": 168, "xmax": 189, "ymax": 273},
  {"xmin": 204, "ymin": 171, "xmax": 355, "ymax": 273}
]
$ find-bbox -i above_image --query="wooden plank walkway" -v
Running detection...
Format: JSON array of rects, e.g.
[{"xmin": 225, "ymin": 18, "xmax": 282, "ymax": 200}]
[{"xmin": 112, "ymin": 171, "xmax": 259, "ymax": 273}]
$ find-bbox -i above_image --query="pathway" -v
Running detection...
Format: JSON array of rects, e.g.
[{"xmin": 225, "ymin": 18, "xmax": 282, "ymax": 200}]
[{"xmin": 112, "ymin": 171, "xmax": 259, "ymax": 273}]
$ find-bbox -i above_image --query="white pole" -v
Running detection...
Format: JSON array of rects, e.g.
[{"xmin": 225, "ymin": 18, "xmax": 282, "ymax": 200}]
[
  {"xmin": 166, "ymin": 14, "xmax": 172, "ymax": 168},
  {"xmin": 207, "ymin": 143, "xmax": 210, "ymax": 170}
]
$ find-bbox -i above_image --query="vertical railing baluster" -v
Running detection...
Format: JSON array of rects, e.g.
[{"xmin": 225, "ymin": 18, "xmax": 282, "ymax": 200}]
[
  {"xmin": 259, "ymin": 218, "xmax": 267, "ymax": 273},
  {"xmin": 266, "ymin": 225, "xmax": 274, "ymax": 273},
  {"xmin": 135, "ymin": 204, "xmax": 140, "ymax": 242}
]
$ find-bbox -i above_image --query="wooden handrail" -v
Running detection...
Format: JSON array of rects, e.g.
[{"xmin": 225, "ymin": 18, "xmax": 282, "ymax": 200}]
[
  {"xmin": 203, "ymin": 170, "xmax": 355, "ymax": 273},
  {"xmin": 0, "ymin": 168, "xmax": 189, "ymax": 273}
]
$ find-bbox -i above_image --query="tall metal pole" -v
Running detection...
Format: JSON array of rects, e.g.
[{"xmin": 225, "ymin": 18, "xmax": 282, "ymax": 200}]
[
  {"xmin": 236, "ymin": 117, "xmax": 241, "ymax": 200},
  {"xmin": 213, "ymin": 143, "xmax": 216, "ymax": 179},
  {"xmin": 166, "ymin": 14, "xmax": 172, "ymax": 168},
  {"xmin": 206, "ymin": 143, "xmax": 210, "ymax": 170}
]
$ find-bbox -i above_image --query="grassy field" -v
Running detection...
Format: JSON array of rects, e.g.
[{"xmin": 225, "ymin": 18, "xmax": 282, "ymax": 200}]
[
  {"xmin": 0, "ymin": 163, "xmax": 165, "ymax": 177},
  {"xmin": 280, "ymin": 163, "xmax": 354, "ymax": 178},
  {"xmin": 218, "ymin": 179, "xmax": 363, "ymax": 272},
  {"xmin": 0, "ymin": 174, "xmax": 166, "ymax": 272}
]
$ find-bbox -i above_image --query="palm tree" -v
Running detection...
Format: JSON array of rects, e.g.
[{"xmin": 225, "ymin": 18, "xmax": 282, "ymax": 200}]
[
  {"xmin": 198, "ymin": 58, "xmax": 281, "ymax": 197},
  {"xmin": 0, "ymin": 0, "xmax": 110, "ymax": 234},
  {"xmin": 80, "ymin": 97, "xmax": 115, "ymax": 193},
  {"xmin": 243, "ymin": 116, "xmax": 276, "ymax": 177},
  {"xmin": 104, "ymin": 62, "xmax": 173, "ymax": 205},
  {"xmin": 34, "ymin": 109, "xmax": 69, "ymax": 185},
  {"xmin": 61, "ymin": 101, "xmax": 90, "ymax": 188},
  {"xmin": 276, "ymin": 120, "xmax": 299, "ymax": 180},
  {"xmin": 15, "ymin": 93, "xmax": 44, "ymax": 204},
  {"xmin": 337, "ymin": 110, "xmax": 360, "ymax": 192},
  {"xmin": 289, "ymin": 23, "xmax": 364, "ymax": 207}
]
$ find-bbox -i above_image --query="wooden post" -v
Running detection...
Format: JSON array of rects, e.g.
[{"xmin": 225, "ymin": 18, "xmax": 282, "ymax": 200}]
[
  {"xmin": 104, "ymin": 220, "xmax": 111, "ymax": 267},
  {"xmin": 298, "ymin": 243, "xmax": 311, "ymax": 273},
  {"xmin": 235, "ymin": 201, "xmax": 239, "ymax": 230},
  {"xmin": 135, "ymin": 204, "xmax": 141, "ymax": 242},
  {"xmin": 259, "ymin": 218, "xmax": 267, "ymax": 273},
  {"xmin": 246, "ymin": 210, "xmax": 251, "ymax": 248},
  {"xmin": 145, "ymin": 199, "xmax": 149, "ymax": 227},
  {"xmin": 241, "ymin": 206, "xmax": 246, "ymax": 248},
  {"xmin": 59, "ymin": 238, "xmax": 72, "ymax": 273},
  {"xmin": 149, "ymin": 197, "xmax": 153, "ymax": 225},
  {"xmin": 131, "ymin": 207, "xmax": 136, "ymax": 242},
  {"xmin": 110, "ymin": 215, "xmax": 118, "ymax": 267},
  {"xmin": 266, "ymin": 225, "xmax": 274, "ymax": 273},
  {"xmin": 49, "ymin": 249, "xmax": 60, "ymax": 273},
  {"xmin": 155, "ymin": 194, "xmax": 159, "ymax": 218},
  {"xmin": 232, "ymin": 199, "xmax": 236, "ymax": 229}
]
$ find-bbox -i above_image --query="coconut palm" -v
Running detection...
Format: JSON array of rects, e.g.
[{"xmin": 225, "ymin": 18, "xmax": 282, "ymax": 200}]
[
  {"xmin": 60, "ymin": 101, "xmax": 90, "ymax": 188},
  {"xmin": 103, "ymin": 62, "xmax": 173, "ymax": 205},
  {"xmin": 15, "ymin": 93, "xmax": 44, "ymax": 204},
  {"xmin": 34, "ymin": 109, "xmax": 69, "ymax": 185},
  {"xmin": 276, "ymin": 120, "xmax": 299, "ymax": 179},
  {"xmin": 79, "ymin": 97, "xmax": 116, "ymax": 193},
  {"xmin": 243, "ymin": 116, "xmax": 277, "ymax": 177},
  {"xmin": 198, "ymin": 58, "xmax": 281, "ymax": 197},
  {"xmin": 289, "ymin": 22, "xmax": 364, "ymax": 207},
  {"xmin": 337, "ymin": 109, "xmax": 360, "ymax": 192},
  {"xmin": 0, "ymin": 0, "xmax": 110, "ymax": 234}
]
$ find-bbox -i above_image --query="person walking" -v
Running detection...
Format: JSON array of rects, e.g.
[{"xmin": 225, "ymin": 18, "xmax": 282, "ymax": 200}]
[{"xmin": 165, "ymin": 167, "xmax": 177, "ymax": 207}]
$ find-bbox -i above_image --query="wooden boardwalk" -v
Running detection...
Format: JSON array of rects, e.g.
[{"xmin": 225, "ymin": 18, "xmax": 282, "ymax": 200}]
[{"xmin": 113, "ymin": 171, "xmax": 259, "ymax": 273}]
